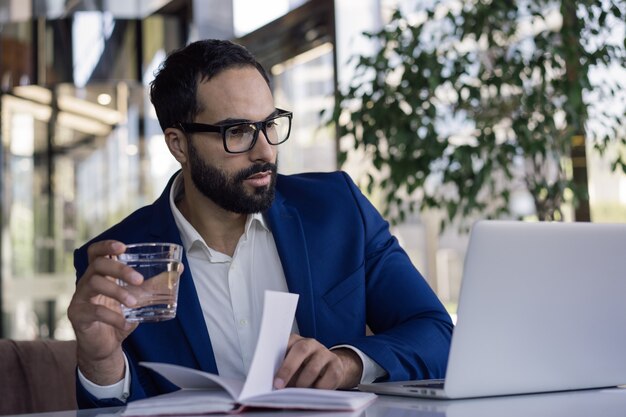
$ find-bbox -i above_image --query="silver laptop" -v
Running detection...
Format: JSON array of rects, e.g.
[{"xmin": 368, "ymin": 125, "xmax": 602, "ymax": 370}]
[
  {"xmin": 359, "ymin": 220, "xmax": 626, "ymax": 399},
  {"xmin": 373, "ymin": 388, "xmax": 626, "ymax": 416}
]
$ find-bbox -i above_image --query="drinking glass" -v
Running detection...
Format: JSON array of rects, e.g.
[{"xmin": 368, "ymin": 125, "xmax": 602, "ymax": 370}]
[{"xmin": 117, "ymin": 242, "xmax": 183, "ymax": 322}]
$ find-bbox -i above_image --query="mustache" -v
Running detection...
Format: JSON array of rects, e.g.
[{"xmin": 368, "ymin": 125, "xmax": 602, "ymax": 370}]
[{"xmin": 234, "ymin": 162, "xmax": 277, "ymax": 182}]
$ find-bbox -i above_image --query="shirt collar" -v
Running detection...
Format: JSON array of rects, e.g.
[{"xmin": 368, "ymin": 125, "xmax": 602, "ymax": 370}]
[{"xmin": 169, "ymin": 173, "xmax": 271, "ymax": 256}]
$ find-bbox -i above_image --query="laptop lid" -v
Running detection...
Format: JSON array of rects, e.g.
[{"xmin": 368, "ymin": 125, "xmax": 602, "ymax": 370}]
[{"xmin": 443, "ymin": 220, "xmax": 626, "ymax": 398}]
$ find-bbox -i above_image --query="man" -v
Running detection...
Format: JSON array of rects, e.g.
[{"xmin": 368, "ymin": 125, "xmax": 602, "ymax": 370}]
[{"xmin": 68, "ymin": 39, "xmax": 453, "ymax": 409}]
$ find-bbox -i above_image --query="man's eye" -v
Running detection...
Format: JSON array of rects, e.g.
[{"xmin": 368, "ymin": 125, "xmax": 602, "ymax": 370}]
[{"xmin": 228, "ymin": 127, "xmax": 246, "ymax": 136}]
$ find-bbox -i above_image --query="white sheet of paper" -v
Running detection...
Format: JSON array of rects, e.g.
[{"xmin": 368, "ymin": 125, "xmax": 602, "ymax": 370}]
[
  {"xmin": 124, "ymin": 389, "xmax": 235, "ymax": 416},
  {"xmin": 238, "ymin": 290, "xmax": 299, "ymax": 400},
  {"xmin": 139, "ymin": 362, "xmax": 244, "ymax": 399}
]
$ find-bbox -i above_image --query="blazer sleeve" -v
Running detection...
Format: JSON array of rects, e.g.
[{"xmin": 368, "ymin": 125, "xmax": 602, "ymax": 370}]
[{"xmin": 337, "ymin": 172, "xmax": 454, "ymax": 381}]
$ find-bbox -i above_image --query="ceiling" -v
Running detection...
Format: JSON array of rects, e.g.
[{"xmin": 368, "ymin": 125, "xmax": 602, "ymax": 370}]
[{"xmin": 0, "ymin": 0, "xmax": 175, "ymax": 23}]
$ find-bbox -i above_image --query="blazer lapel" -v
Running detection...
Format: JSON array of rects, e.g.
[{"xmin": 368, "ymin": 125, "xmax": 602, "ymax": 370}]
[
  {"xmin": 266, "ymin": 190, "xmax": 317, "ymax": 339},
  {"xmin": 148, "ymin": 174, "xmax": 218, "ymax": 373}
]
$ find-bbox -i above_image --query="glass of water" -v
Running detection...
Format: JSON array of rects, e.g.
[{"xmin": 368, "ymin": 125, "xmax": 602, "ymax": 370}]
[{"xmin": 117, "ymin": 242, "xmax": 183, "ymax": 323}]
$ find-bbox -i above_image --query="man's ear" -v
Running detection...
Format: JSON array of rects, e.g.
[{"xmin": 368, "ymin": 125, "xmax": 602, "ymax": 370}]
[{"xmin": 164, "ymin": 127, "xmax": 188, "ymax": 164}]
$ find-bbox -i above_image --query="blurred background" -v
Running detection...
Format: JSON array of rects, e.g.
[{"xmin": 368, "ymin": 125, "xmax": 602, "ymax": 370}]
[{"xmin": 0, "ymin": 0, "xmax": 624, "ymax": 340}]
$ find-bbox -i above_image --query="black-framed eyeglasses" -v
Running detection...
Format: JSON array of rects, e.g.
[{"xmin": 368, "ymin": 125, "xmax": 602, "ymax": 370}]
[{"xmin": 176, "ymin": 108, "xmax": 293, "ymax": 154}]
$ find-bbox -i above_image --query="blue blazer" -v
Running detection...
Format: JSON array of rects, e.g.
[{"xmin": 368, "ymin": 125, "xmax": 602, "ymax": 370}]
[{"xmin": 74, "ymin": 171, "xmax": 453, "ymax": 408}]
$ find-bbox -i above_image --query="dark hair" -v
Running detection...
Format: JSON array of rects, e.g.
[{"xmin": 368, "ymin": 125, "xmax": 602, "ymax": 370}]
[{"xmin": 149, "ymin": 39, "xmax": 270, "ymax": 132}]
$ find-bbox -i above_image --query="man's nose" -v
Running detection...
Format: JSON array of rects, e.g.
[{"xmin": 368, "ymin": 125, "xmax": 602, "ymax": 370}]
[{"xmin": 249, "ymin": 129, "xmax": 276, "ymax": 162}]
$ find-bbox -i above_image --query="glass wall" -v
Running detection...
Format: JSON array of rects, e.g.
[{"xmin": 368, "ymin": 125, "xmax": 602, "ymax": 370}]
[
  {"xmin": 0, "ymin": 10, "xmax": 183, "ymax": 338},
  {"xmin": 1, "ymin": 82, "xmax": 145, "ymax": 338},
  {"xmin": 272, "ymin": 43, "xmax": 336, "ymax": 174}
]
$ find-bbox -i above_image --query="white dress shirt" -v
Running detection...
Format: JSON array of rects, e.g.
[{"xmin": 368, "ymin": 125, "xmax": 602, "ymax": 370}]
[
  {"xmin": 172, "ymin": 177, "xmax": 293, "ymax": 379},
  {"xmin": 78, "ymin": 173, "xmax": 385, "ymax": 400}
]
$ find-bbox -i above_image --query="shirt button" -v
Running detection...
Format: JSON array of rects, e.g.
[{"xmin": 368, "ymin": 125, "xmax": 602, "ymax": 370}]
[{"xmin": 239, "ymin": 319, "xmax": 248, "ymax": 326}]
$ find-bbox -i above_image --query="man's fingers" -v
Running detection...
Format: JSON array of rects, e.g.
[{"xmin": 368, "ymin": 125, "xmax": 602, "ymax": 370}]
[
  {"xmin": 75, "ymin": 260, "xmax": 141, "ymax": 306},
  {"xmin": 275, "ymin": 337, "xmax": 361, "ymax": 390},
  {"xmin": 87, "ymin": 240, "xmax": 126, "ymax": 263},
  {"xmin": 86, "ymin": 240, "xmax": 143, "ymax": 286},
  {"xmin": 287, "ymin": 333, "xmax": 304, "ymax": 348},
  {"xmin": 70, "ymin": 273, "xmax": 135, "ymax": 327},
  {"xmin": 83, "ymin": 256, "xmax": 143, "ymax": 288},
  {"xmin": 82, "ymin": 272, "xmax": 139, "ymax": 307},
  {"xmin": 275, "ymin": 337, "xmax": 310, "ymax": 389},
  {"xmin": 69, "ymin": 298, "xmax": 132, "ymax": 332},
  {"xmin": 275, "ymin": 337, "xmax": 341, "ymax": 389},
  {"xmin": 290, "ymin": 351, "xmax": 330, "ymax": 388},
  {"xmin": 313, "ymin": 362, "xmax": 343, "ymax": 389}
]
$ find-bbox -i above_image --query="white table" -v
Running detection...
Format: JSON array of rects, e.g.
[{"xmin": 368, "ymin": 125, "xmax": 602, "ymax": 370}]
[{"xmin": 5, "ymin": 388, "xmax": 626, "ymax": 417}]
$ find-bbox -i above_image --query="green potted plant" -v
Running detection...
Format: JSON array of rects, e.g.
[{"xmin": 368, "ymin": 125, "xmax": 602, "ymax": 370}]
[{"xmin": 332, "ymin": 0, "xmax": 626, "ymax": 229}]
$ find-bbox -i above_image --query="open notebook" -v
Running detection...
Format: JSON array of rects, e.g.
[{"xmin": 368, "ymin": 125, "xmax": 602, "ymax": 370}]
[
  {"xmin": 122, "ymin": 291, "xmax": 376, "ymax": 416},
  {"xmin": 360, "ymin": 220, "xmax": 626, "ymax": 399}
]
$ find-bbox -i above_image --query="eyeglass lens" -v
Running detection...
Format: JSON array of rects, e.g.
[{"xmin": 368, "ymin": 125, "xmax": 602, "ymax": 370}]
[{"xmin": 225, "ymin": 115, "xmax": 291, "ymax": 152}]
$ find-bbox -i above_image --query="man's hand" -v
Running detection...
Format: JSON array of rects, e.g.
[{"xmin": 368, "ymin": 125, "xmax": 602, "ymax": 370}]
[
  {"xmin": 67, "ymin": 240, "xmax": 143, "ymax": 386},
  {"xmin": 274, "ymin": 334, "xmax": 363, "ymax": 390}
]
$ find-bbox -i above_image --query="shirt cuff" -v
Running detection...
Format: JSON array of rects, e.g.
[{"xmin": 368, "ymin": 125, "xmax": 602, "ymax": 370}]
[
  {"xmin": 331, "ymin": 344, "xmax": 387, "ymax": 384},
  {"xmin": 77, "ymin": 353, "xmax": 131, "ymax": 402}
]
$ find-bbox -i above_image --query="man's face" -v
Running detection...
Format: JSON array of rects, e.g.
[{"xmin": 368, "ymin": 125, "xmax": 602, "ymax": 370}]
[
  {"xmin": 185, "ymin": 66, "xmax": 279, "ymax": 214},
  {"xmin": 187, "ymin": 140, "xmax": 277, "ymax": 213}
]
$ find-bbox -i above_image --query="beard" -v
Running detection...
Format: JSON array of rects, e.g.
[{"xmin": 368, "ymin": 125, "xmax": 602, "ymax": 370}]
[{"xmin": 187, "ymin": 140, "xmax": 278, "ymax": 214}]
